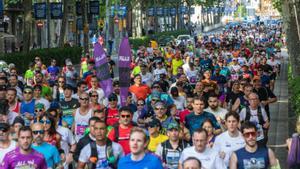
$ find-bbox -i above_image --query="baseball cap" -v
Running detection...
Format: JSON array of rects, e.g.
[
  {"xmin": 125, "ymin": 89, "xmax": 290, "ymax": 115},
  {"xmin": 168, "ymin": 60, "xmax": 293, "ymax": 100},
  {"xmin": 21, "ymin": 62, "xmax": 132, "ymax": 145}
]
[
  {"xmin": 154, "ymin": 101, "xmax": 165, "ymax": 108},
  {"xmin": 108, "ymin": 93, "xmax": 118, "ymax": 101},
  {"xmin": 12, "ymin": 116, "xmax": 25, "ymax": 126},
  {"xmin": 167, "ymin": 121, "xmax": 180, "ymax": 130},
  {"xmin": 151, "ymin": 91, "xmax": 161, "ymax": 100},
  {"xmin": 35, "ymin": 103, "xmax": 45, "ymax": 109},
  {"xmin": 23, "ymin": 86, "xmax": 33, "ymax": 92},
  {"xmin": 0, "ymin": 122, "xmax": 10, "ymax": 131},
  {"xmin": 66, "ymin": 61, "xmax": 73, "ymax": 66},
  {"xmin": 64, "ymin": 84, "xmax": 73, "ymax": 90},
  {"xmin": 147, "ymin": 118, "xmax": 161, "ymax": 128}
]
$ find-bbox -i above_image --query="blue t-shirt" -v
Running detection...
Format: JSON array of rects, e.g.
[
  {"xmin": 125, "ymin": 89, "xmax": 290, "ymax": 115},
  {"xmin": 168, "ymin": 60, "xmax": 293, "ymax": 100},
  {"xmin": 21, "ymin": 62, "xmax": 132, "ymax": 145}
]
[
  {"xmin": 235, "ymin": 146, "xmax": 269, "ymax": 169},
  {"xmin": 20, "ymin": 99, "xmax": 35, "ymax": 126},
  {"xmin": 32, "ymin": 142, "xmax": 61, "ymax": 168},
  {"xmin": 118, "ymin": 153, "xmax": 163, "ymax": 169},
  {"xmin": 185, "ymin": 111, "xmax": 221, "ymax": 135}
]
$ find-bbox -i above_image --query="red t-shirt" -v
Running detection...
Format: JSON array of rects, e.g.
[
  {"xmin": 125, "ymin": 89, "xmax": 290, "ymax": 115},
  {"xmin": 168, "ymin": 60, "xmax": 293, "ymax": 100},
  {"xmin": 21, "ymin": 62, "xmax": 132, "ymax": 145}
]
[
  {"xmin": 106, "ymin": 108, "xmax": 119, "ymax": 126},
  {"xmin": 129, "ymin": 84, "xmax": 151, "ymax": 100},
  {"xmin": 179, "ymin": 109, "xmax": 192, "ymax": 124},
  {"xmin": 10, "ymin": 101, "xmax": 21, "ymax": 113},
  {"xmin": 108, "ymin": 125, "xmax": 133, "ymax": 154}
]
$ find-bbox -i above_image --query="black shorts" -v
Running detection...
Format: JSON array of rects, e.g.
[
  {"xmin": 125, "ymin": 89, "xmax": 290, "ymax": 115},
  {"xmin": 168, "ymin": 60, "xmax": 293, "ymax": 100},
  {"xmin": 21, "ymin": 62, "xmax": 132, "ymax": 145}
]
[{"xmin": 270, "ymin": 73, "xmax": 277, "ymax": 80}]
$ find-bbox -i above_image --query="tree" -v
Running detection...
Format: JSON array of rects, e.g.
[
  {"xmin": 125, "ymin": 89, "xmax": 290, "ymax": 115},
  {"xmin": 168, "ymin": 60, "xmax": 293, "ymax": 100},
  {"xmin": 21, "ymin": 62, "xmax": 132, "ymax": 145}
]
[
  {"xmin": 279, "ymin": 0, "xmax": 300, "ymax": 77},
  {"xmin": 58, "ymin": 0, "xmax": 70, "ymax": 47},
  {"xmin": 22, "ymin": 0, "xmax": 32, "ymax": 52}
]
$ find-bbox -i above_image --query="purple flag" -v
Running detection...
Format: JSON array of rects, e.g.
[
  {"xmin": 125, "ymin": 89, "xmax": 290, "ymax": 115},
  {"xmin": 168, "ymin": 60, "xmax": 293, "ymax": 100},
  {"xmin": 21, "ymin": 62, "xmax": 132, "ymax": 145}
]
[
  {"xmin": 94, "ymin": 42, "xmax": 113, "ymax": 97},
  {"xmin": 118, "ymin": 37, "xmax": 131, "ymax": 106}
]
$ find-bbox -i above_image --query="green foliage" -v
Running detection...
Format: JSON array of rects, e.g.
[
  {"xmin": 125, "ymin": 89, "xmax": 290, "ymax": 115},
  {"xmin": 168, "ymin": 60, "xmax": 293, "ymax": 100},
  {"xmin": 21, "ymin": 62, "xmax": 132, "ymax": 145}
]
[
  {"xmin": 234, "ymin": 5, "xmax": 247, "ymax": 18},
  {"xmin": 0, "ymin": 47, "xmax": 82, "ymax": 73},
  {"xmin": 272, "ymin": 0, "xmax": 283, "ymax": 13},
  {"xmin": 129, "ymin": 29, "xmax": 189, "ymax": 49},
  {"xmin": 288, "ymin": 63, "xmax": 300, "ymax": 116}
]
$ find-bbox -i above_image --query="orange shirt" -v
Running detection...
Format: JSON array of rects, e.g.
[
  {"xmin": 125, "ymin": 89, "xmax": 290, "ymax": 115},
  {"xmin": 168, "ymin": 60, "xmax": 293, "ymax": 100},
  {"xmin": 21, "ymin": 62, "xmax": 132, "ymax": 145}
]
[{"xmin": 129, "ymin": 84, "xmax": 151, "ymax": 100}]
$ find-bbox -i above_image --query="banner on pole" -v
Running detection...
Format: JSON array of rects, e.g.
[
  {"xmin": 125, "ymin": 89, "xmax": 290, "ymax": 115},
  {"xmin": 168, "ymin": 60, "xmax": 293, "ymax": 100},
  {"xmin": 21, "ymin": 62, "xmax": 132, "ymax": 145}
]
[
  {"xmin": 118, "ymin": 38, "xmax": 131, "ymax": 106},
  {"xmin": 94, "ymin": 43, "xmax": 113, "ymax": 98}
]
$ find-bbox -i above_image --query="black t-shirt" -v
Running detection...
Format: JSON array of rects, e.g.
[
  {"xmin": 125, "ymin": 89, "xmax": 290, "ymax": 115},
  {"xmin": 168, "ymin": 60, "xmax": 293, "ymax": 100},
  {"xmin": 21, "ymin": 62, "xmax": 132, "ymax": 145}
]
[
  {"xmin": 254, "ymin": 87, "xmax": 276, "ymax": 118},
  {"xmin": 226, "ymin": 91, "xmax": 244, "ymax": 104},
  {"xmin": 59, "ymin": 98, "xmax": 80, "ymax": 126},
  {"xmin": 260, "ymin": 64, "xmax": 273, "ymax": 74}
]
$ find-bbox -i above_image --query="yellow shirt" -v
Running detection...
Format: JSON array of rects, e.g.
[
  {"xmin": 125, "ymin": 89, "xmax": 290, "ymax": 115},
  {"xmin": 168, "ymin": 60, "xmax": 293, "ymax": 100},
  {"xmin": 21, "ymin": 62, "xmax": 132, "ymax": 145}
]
[
  {"xmin": 148, "ymin": 134, "xmax": 168, "ymax": 152},
  {"xmin": 132, "ymin": 66, "xmax": 141, "ymax": 76},
  {"xmin": 172, "ymin": 59, "xmax": 184, "ymax": 75}
]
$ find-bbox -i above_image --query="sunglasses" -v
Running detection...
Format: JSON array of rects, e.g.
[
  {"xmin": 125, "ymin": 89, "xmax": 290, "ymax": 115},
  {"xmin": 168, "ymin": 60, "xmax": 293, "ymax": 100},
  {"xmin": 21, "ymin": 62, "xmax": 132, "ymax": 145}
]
[
  {"xmin": 152, "ymin": 99, "xmax": 160, "ymax": 102},
  {"xmin": 121, "ymin": 114, "xmax": 131, "ymax": 118},
  {"xmin": 109, "ymin": 98, "xmax": 117, "ymax": 101},
  {"xmin": 155, "ymin": 107, "xmax": 165, "ymax": 111},
  {"xmin": 80, "ymin": 97, "xmax": 89, "ymax": 101},
  {"xmin": 91, "ymin": 95, "xmax": 98, "ymax": 97},
  {"xmin": 33, "ymin": 130, "xmax": 45, "ymax": 135},
  {"xmin": 152, "ymin": 86, "xmax": 160, "ymax": 89},
  {"xmin": 23, "ymin": 91, "xmax": 32, "ymax": 94},
  {"xmin": 0, "ymin": 128, "xmax": 9, "ymax": 132},
  {"xmin": 137, "ymin": 103, "xmax": 144, "ymax": 106},
  {"xmin": 40, "ymin": 119, "xmax": 51, "ymax": 124},
  {"xmin": 148, "ymin": 124, "xmax": 159, "ymax": 128},
  {"xmin": 243, "ymin": 131, "xmax": 257, "ymax": 138},
  {"xmin": 35, "ymin": 109, "xmax": 43, "ymax": 112},
  {"xmin": 58, "ymin": 81, "xmax": 65, "ymax": 83}
]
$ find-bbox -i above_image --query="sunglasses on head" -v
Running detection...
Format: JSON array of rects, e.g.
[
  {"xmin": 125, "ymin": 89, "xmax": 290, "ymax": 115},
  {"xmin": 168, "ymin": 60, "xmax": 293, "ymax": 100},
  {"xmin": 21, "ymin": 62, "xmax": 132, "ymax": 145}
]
[
  {"xmin": 121, "ymin": 114, "xmax": 131, "ymax": 118},
  {"xmin": 40, "ymin": 119, "xmax": 51, "ymax": 124},
  {"xmin": 33, "ymin": 130, "xmax": 45, "ymax": 135},
  {"xmin": 243, "ymin": 131, "xmax": 257, "ymax": 138}
]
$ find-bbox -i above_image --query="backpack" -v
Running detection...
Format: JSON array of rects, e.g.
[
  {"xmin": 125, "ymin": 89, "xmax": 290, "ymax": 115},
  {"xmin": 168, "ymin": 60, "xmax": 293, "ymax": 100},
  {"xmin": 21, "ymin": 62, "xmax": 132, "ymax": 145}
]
[
  {"xmin": 89, "ymin": 139, "xmax": 116, "ymax": 169},
  {"xmin": 161, "ymin": 140, "xmax": 189, "ymax": 163},
  {"xmin": 112, "ymin": 122, "xmax": 137, "ymax": 142},
  {"xmin": 244, "ymin": 106, "xmax": 264, "ymax": 126}
]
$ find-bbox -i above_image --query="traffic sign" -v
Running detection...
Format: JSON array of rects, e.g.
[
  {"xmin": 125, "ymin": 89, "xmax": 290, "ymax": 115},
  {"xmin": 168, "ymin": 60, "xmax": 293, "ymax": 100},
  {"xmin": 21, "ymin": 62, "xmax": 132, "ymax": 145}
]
[
  {"xmin": 36, "ymin": 21, "xmax": 44, "ymax": 28},
  {"xmin": 34, "ymin": 3, "xmax": 47, "ymax": 19}
]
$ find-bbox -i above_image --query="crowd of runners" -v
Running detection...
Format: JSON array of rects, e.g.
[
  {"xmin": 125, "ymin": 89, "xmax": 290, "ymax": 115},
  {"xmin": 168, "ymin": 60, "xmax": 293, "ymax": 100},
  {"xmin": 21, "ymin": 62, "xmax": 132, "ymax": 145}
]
[{"xmin": 0, "ymin": 21, "xmax": 285, "ymax": 169}]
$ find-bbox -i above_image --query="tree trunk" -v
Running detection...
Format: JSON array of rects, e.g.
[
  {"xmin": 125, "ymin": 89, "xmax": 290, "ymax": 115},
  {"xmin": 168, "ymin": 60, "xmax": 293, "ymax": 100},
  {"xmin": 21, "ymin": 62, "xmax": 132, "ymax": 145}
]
[
  {"xmin": 81, "ymin": 0, "xmax": 89, "ymax": 55},
  {"xmin": 23, "ymin": 0, "xmax": 32, "ymax": 52},
  {"xmin": 283, "ymin": 0, "xmax": 300, "ymax": 77},
  {"xmin": 58, "ymin": 0, "xmax": 69, "ymax": 47}
]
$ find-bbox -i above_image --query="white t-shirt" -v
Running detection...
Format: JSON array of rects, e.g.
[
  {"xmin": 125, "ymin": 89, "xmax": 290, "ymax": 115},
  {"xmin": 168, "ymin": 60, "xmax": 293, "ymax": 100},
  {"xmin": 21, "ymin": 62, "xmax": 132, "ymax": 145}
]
[
  {"xmin": 153, "ymin": 68, "xmax": 167, "ymax": 81},
  {"xmin": 204, "ymin": 107, "xmax": 228, "ymax": 121},
  {"xmin": 171, "ymin": 96, "xmax": 186, "ymax": 111},
  {"xmin": 240, "ymin": 107, "xmax": 268, "ymax": 141},
  {"xmin": 79, "ymin": 142, "xmax": 124, "ymax": 169},
  {"xmin": 179, "ymin": 146, "xmax": 226, "ymax": 169},
  {"xmin": 140, "ymin": 72, "xmax": 153, "ymax": 87},
  {"xmin": 57, "ymin": 126, "xmax": 76, "ymax": 154},
  {"xmin": 213, "ymin": 131, "xmax": 245, "ymax": 167},
  {"xmin": 0, "ymin": 140, "xmax": 17, "ymax": 162},
  {"xmin": 7, "ymin": 111, "xmax": 18, "ymax": 125}
]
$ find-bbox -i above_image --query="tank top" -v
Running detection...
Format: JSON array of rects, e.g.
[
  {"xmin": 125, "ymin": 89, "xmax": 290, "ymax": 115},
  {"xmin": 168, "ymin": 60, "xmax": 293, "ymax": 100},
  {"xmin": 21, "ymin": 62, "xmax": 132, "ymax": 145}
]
[
  {"xmin": 236, "ymin": 146, "xmax": 269, "ymax": 169},
  {"xmin": 239, "ymin": 96, "xmax": 250, "ymax": 111},
  {"xmin": 74, "ymin": 108, "xmax": 92, "ymax": 141}
]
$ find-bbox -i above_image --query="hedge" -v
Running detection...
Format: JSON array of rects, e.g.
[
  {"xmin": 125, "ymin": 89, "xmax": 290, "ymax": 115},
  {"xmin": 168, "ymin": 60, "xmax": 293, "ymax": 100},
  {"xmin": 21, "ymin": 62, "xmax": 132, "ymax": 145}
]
[
  {"xmin": 129, "ymin": 29, "xmax": 189, "ymax": 49},
  {"xmin": 288, "ymin": 64, "xmax": 300, "ymax": 116},
  {"xmin": 0, "ymin": 46, "xmax": 82, "ymax": 73}
]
